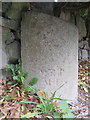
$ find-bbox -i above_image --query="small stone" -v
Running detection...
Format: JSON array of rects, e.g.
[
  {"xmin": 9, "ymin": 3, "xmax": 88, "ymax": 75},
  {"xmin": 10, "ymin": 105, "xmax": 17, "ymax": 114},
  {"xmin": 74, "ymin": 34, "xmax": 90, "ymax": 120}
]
[
  {"xmin": 2, "ymin": 27, "xmax": 15, "ymax": 44},
  {"xmin": 82, "ymin": 50, "xmax": 88, "ymax": 60},
  {"xmin": 0, "ymin": 16, "xmax": 18, "ymax": 30},
  {"xmin": 78, "ymin": 49, "xmax": 82, "ymax": 60},
  {"xmin": 76, "ymin": 16, "xmax": 86, "ymax": 39},
  {"xmin": 79, "ymin": 41, "xmax": 84, "ymax": 49},
  {"xmin": 83, "ymin": 41, "xmax": 89, "ymax": 50},
  {"xmin": 0, "ymin": 49, "xmax": 8, "ymax": 69},
  {"xmin": 6, "ymin": 41, "xmax": 21, "ymax": 63}
]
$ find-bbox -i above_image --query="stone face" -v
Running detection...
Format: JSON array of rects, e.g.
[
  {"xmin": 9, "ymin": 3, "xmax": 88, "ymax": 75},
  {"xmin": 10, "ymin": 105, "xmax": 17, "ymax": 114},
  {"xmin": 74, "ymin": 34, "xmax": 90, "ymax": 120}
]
[
  {"xmin": 0, "ymin": 23, "xmax": 21, "ymax": 71},
  {"xmin": 32, "ymin": 3, "xmax": 53, "ymax": 15},
  {"xmin": 6, "ymin": 41, "xmax": 21, "ymax": 63},
  {"xmin": 0, "ymin": 25, "xmax": 8, "ymax": 70},
  {"xmin": 78, "ymin": 49, "xmax": 82, "ymax": 60},
  {"xmin": 2, "ymin": 27, "xmax": 14, "ymax": 45},
  {"xmin": 6, "ymin": 2, "xmax": 27, "ymax": 21},
  {"xmin": 76, "ymin": 16, "xmax": 86, "ymax": 39},
  {"xmin": 82, "ymin": 49, "xmax": 88, "ymax": 60},
  {"xmin": 21, "ymin": 12, "xmax": 78, "ymax": 101},
  {"xmin": 2, "ymin": 2, "xmax": 11, "ymax": 14},
  {"xmin": 88, "ymin": 50, "xmax": 90, "ymax": 60},
  {"xmin": 0, "ymin": 49, "xmax": 8, "ymax": 69},
  {"xmin": 0, "ymin": 16, "xmax": 18, "ymax": 30},
  {"xmin": 79, "ymin": 40, "xmax": 90, "ymax": 50},
  {"xmin": 0, "ymin": 2, "xmax": 2, "ymax": 14},
  {"xmin": 60, "ymin": 11, "xmax": 71, "ymax": 22}
]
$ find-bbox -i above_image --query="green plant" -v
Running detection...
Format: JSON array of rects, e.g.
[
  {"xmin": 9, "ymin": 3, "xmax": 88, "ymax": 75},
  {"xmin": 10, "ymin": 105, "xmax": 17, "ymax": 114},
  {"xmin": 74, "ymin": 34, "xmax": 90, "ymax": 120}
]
[
  {"xmin": 6, "ymin": 59, "xmax": 74, "ymax": 119},
  {"xmin": 59, "ymin": 100, "xmax": 75, "ymax": 118},
  {"xmin": 37, "ymin": 90, "xmax": 75, "ymax": 119},
  {"xmin": 20, "ymin": 85, "xmax": 75, "ymax": 119},
  {"xmin": 6, "ymin": 59, "xmax": 28, "ymax": 86},
  {"xmin": 6, "ymin": 58, "xmax": 38, "ymax": 92}
]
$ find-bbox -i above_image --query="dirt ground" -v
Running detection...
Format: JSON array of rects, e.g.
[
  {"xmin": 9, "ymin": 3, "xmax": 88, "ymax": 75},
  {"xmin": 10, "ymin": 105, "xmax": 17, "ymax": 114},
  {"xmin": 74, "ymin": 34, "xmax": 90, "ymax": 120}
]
[
  {"xmin": 0, "ymin": 60, "xmax": 90, "ymax": 119},
  {"xmin": 69, "ymin": 60, "xmax": 90, "ymax": 119}
]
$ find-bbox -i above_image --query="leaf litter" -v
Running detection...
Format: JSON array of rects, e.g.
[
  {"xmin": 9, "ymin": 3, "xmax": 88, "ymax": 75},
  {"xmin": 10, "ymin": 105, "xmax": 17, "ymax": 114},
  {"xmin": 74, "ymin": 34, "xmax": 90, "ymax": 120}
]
[{"xmin": 0, "ymin": 60, "xmax": 90, "ymax": 119}]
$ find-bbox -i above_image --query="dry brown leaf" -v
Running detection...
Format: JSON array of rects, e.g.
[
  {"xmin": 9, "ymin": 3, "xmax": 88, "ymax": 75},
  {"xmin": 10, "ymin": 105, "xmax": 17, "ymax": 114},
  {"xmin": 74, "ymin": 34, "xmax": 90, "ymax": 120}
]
[{"xmin": 37, "ymin": 90, "xmax": 44, "ymax": 96}]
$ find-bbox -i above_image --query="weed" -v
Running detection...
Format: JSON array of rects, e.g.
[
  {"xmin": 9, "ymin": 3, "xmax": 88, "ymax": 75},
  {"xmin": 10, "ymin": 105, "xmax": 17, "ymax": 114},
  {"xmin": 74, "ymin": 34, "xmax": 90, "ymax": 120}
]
[{"xmin": 6, "ymin": 58, "xmax": 38, "ymax": 92}]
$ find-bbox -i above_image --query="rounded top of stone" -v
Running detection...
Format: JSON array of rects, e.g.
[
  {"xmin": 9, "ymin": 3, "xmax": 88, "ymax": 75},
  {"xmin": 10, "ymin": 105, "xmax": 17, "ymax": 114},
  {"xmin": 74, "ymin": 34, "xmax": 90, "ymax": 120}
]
[{"xmin": 22, "ymin": 11, "xmax": 78, "ymax": 32}]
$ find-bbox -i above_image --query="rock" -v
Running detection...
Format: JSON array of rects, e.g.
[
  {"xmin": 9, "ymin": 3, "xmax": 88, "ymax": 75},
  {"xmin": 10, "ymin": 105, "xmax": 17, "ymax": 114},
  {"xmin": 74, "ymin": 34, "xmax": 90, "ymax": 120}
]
[
  {"xmin": 6, "ymin": 2, "xmax": 27, "ymax": 20},
  {"xmin": 0, "ymin": 16, "xmax": 19, "ymax": 30},
  {"xmin": 88, "ymin": 50, "xmax": 90, "ymax": 60},
  {"xmin": 76, "ymin": 16, "xmax": 86, "ymax": 39},
  {"xmin": 2, "ymin": 27, "xmax": 14, "ymax": 45},
  {"xmin": 2, "ymin": 2, "xmax": 11, "ymax": 14},
  {"xmin": 0, "ymin": 26, "xmax": 8, "ymax": 70},
  {"xmin": 79, "ymin": 40, "xmax": 90, "ymax": 50},
  {"xmin": 0, "ymin": 2, "xmax": 2, "ymax": 15},
  {"xmin": 6, "ymin": 41, "xmax": 21, "ymax": 63},
  {"xmin": 82, "ymin": 50, "xmax": 88, "ymax": 60},
  {"xmin": 21, "ymin": 12, "xmax": 78, "ymax": 102},
  {"xmin": 0, "ymin": 49, "xmax": 8, "ymax": 70},
  {"xmin": 60, "ymin": 10, "xmax": 71, "ymax": 21},
  {"xmin": 32, "ymin": 2, "xmax": 53, "ymax": 15},
  {"xmin": 78, "ymin": 49, "xmax": 82, "ymax": 60},
  {"xmin": 0, "ymin": 70, "xmax": 2, "ymax": 79}
]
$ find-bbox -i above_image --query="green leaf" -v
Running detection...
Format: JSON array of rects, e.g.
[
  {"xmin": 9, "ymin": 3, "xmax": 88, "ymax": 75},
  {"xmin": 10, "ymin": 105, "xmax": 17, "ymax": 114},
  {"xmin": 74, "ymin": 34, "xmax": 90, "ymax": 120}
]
[
  {"xmin": 51, "ymin": 83, "xmax": 66, "ymax": 100},
  {"xmin": 25, "ymin": 85, "xmax": 33, "ymax": 92},
  {"xmin": 53, "ymin": 98, "xmax": 67, "ymax": 101},
  {"xmin": 21, "ymin": 76, "xmax": 25, "ymax": 84},
  {"xmin": 7, "ymin": 81, "xmax": 14, "ymax": 85},
  {"xmin": 53, "ymin": 111, "xmax": 62, "ymax": 119},
  {"xmin": 28, "ymin": 77, "xmax": 38, "ymax": 86},
  {"xmin": 13, "ymin": 76, "xmax": 18, "ymax": 80},
  {"xmin": 0, "ymin": 111, "xmax": 4, "ymax": 118},
  {"xmin": 63, "ymin": 112, "xmax": 75, "ymax": 118},
  {"xmin": 6, "ymin": 64, "xmax": 10, "ymax": 68},
  {"xmin": 60, "ymin": 100, "xmax": 75, "ymax": 118},
  {"xmin": 60, "ymin": 100, "xmax": 69, "ymax": 113},
  {"xmin": 21, "ymin": 112, "xmax": 42, "ymax": 118},
  {"xmin": 38, "ymin": 94, "xmax": 45, "ymax": 108},
  {"xmin": 28, "ymin": 108, "xmax": 41, "ymax": 111},
  {"xmin": 2, "ymin": 95, "xmax": 12, "ymax": 99},
  {"xmin": 16, "ymin": 101, "xmax": 39, "ymax": 104}
]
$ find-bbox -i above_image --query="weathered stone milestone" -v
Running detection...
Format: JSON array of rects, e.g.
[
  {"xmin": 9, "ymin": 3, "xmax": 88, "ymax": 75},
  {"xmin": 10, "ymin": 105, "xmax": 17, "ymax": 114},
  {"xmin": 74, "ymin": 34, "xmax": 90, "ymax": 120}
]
[{"xmin": 21, "ymin": 12, "xmax": 78, "ymax": 101}]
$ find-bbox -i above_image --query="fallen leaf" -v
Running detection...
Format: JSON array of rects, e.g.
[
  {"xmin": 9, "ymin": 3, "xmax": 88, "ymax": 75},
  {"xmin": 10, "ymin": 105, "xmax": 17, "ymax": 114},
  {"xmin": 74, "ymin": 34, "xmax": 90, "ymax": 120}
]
[{"xmin": 37, "ymin": 90, "xmax": 44, "ymax": 96}]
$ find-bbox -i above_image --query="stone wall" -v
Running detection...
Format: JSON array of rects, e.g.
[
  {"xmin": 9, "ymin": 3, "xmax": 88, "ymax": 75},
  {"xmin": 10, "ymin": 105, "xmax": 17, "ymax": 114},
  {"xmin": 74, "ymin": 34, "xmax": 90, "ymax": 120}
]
[
  {"xmin": 0, "ymin": 3, "xmax": 21, "ymax": 78},
  {"xmin": 59, "ymin": 10, "xmax": 90, "ymax": 61},
  {"xmin": 47, "ymin": 3, "xmax": 90, "ymax": 61},
  {"xmin": 0, "ymin": 3, "xmax": 89, "ymax": 71}
]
